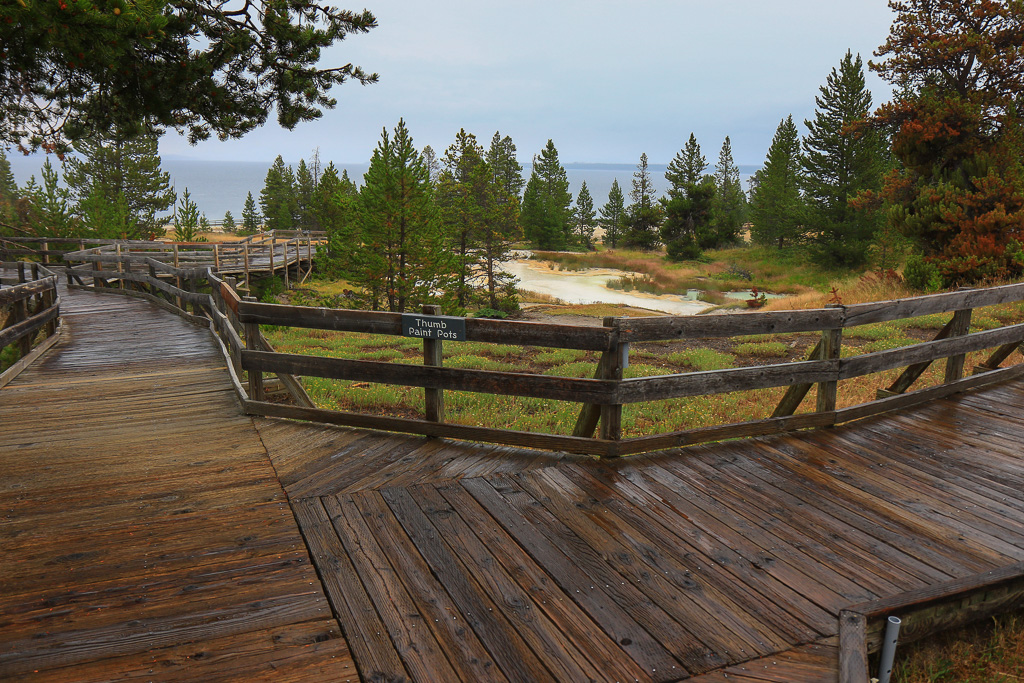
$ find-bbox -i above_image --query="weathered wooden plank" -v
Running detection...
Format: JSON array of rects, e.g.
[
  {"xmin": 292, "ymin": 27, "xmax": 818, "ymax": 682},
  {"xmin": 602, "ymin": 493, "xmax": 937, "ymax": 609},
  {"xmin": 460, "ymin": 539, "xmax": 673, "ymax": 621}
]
[
  {"xmin": 839, "ymin": 322, "xmax": 1024, "ymax": 379},
  {"xmin": 617, "ymin": 308, "xmax": 843, "ymax": 341},
  {"xmin": 614, "ymin": 359, "xmax": 838, "ymax": 403},
  {"xmin": 839, "ymin": 610, "xmax": 864, "ymax": 683},
  {"xmin": 382, "ymin": 486, "xmax": 550, "ymax": 681},
  {"xmin": 0, "ymin": 277, "xmax": 57, "ymax": 305},
  {"xmin": 242, "ymin": 349, "xmax": 618, "ymax": 404},
  {"xmin": 460, "ymin": 476, "xmax": 688, "ymax": 677},
  {"xmin": 0, "ymin": 320, "xmax": 63, "ymax": 389},
  {"xmin": 0, "ymin": 301, "xmax": 59, "ymax": 348},
  {"xmin": 615, "ymin": 411, "xmax": 835, "ymax": 456},
  {"xmin": 245, "ymin": 400, "xmax": 616, "ymax": 456},
  {"xmin": 290, "ymin": 498, "xmax": 410, "ymax": 682},
  {"xmin": 835, "ymin": 362, "xmax": 1024, "ymax": 424},
  {"xmin": 844, "ymin": 281, "xmax": 1024, "ymax": 326}
]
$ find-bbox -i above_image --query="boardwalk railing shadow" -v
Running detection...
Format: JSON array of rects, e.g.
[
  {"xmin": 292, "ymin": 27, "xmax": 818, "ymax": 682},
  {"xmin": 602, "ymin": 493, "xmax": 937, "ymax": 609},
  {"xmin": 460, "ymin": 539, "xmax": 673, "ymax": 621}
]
[{"xmin": 44, "ymin": 250, "xmax": 1024, "ymax": 457}]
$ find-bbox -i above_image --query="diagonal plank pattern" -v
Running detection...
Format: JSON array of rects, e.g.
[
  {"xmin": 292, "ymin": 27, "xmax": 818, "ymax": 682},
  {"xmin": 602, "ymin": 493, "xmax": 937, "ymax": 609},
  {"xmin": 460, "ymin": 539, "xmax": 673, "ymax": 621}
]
[
  {"xmin": 256, "ymin": 378, "xmax": 1024, "ymax": 682},
  {"xmin": 0, "ymin": 285, "xmax": 355, "ymax": 681}
]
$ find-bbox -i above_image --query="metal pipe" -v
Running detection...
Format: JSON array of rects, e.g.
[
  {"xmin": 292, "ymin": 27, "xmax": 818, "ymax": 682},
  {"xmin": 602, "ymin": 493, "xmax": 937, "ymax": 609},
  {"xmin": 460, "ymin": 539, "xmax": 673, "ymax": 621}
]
[{"xmin": 877, "ymin": 615, "xmax": 902, "ymax": 683}]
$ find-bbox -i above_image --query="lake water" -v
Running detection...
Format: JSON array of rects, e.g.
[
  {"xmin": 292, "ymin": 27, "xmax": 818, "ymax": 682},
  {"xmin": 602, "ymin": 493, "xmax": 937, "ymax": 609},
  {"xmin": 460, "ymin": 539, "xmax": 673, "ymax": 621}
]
[{"xmin": 8, "ymin": 156, "xmax": 759, "ymax": 221}]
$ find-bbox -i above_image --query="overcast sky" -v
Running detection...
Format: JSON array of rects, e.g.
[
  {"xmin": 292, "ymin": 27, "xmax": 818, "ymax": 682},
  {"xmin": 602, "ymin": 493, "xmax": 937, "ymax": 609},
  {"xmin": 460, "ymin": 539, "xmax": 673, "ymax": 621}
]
[{"xmin": 160, "ymin": 0, "xmax": 898, "ymax": 167}]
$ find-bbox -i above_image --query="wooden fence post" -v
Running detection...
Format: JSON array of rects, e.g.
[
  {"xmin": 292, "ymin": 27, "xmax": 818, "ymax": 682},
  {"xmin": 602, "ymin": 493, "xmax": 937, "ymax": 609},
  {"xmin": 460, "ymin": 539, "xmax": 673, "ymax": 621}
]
[
  {"xmin": 243, "ymin": 243, "xmax": 251, "ymax": 288},
  {"xmin": 945, "ymin": 297, "xmax": 973, "ymax": 383},
  {"xmin": 599, "ymin": 317, "xmax": 625, "ymax": 444},
  {"xmin": 816, "ymin": 304, "xmax": 844, "ymax": 414},
  {"xmin": 213, "ymin": 243, "xmax": 220, "ymax": 271},
  {"xmin": 422, "ymin": 304, "xmax": 444, "ymax": 424},
  {"xmin": 116, "ymin": 243, "xmax": 124, "ymax": 289},
  {"xmin": 42, "ymin": 285, "xmax": 57, "ymax": 337},
  {"xmin": 41, "ymin": 241, "xmax": 49, "ymax": 265},
  {"xmin": 243, "ymin": 296, "xmax": 264, "ymax": 401},
  {"xmin": 282, "ymin": 240, "xmax": 290, "ymax": 290},
  {"xmin": 92, "ymin": 249, "xmax": 104, "ymax": 288}
]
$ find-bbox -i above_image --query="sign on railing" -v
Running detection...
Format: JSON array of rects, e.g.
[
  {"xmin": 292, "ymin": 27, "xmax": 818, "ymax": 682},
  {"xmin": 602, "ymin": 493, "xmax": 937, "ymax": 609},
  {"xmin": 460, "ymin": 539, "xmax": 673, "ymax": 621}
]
[{"xmin": 401, "ymin": 313, "xmax": 467, "ymax": 341}]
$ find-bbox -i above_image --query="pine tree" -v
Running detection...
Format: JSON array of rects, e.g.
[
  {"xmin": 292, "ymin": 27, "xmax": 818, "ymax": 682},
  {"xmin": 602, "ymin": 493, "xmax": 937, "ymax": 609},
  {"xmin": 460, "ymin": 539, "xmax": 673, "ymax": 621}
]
[
  {"xmin": 480, "ymin": 132, "xmax": 523, "ymax": 309},
  {"xmin": 624, "ymin": 153, "xmax": 661, "ymax": 250},
  {"xmin": 421, "ymin": 146, "xmax": 440, "ymax": 184},
  {"xmin": 437, "ymin": 129, "xmax": 488, "ymax": 307},
  {"xmin": 519, "ymin": 140, "xmax": 572, "ymax": 250},
  {"xmin": 599, "ymin": 179, "xmax": 627, "ymax": 248},
  {"xmin": 574, "ymin": 182, "xmax": 597, "ymax": 250},
  {"xmin": 711, "ymin": 136, "xmax": 747, "ymax": 247},
  {"xmin": 317, "ymin": 163, "xmax": 361, "ymax": 275},
  {"xmin": 64, "ymin": 128, "xmax": 175, "ymax": 239},
  {"xmin": 486, "ymin": 132, "xmax": 525, "ymax": 199},
  {"xmin": 173, "ymin": 188, "xmax": 201, "ymax": 242},
  {"xmin": 0, "ymin": 149, "xmax": 18, "ymax": 229},
  {"xmin": 294, "ymin": 158, "xmax": 318, "ymax": 231},
  {"xmin": 19, "ymin": 159, "xmax": 75, "ymax": 237},
  {"xmin": 665, "ymin": 133, "xmax": 708, "ymax": 190},
  {"xmin": 661, "ymin": 178, "xmax": 716, "ymax": 261},
  {"xmin": 222, "ymin": 210, "xmax": 236, "ymax": 232},
  {"xmin": 259, "ymin": 156, "xmax": 297, "ymax": 231},
  {"xmin": 355, "ymin": 119, "xmax": 440, "ymax": 312},
  {"xmin": 241, "ymin": 192, "xmax": 260, "ymax": 235},
  {"xmin": 749, "ymin": 115, "xmax": 805, "ymax": 248},
  {"xmin": 802, "ymin": 51, "xmax": 887, "ymax": 268},
  {"xmin": 79, "ymin": 185, "xmax": 138, "ymax": 240}
]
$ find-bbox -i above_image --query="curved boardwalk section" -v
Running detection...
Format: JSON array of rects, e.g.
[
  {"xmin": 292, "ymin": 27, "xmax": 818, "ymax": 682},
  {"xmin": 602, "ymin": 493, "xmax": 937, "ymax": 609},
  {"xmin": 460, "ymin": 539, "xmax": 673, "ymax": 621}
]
[{"xmin": 0, "ymin": 287, "xmax": 354, "ymax": 681}]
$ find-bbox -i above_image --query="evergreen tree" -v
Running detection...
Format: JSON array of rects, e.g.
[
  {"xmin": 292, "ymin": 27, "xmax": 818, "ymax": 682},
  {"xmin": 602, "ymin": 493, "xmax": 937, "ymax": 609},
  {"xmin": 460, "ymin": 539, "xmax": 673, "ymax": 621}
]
[
  {"xmin": 661, "ymin": 178, "xmax": 716, "ymax": 261},
  {"xmin": 259, "ymin": 155, "xmax": 297, "ymax": 231},
  {"xmin": 421, "ymin": 145, "xmax": 440, "ymax": 184},
  {"xmin": 480, "ymin": 132, "xmax": 523, "ymax": 309},
  {"xmin": 222, "ymin": 210, "xmax": 236, "ymax": 233},
  {"xmin": 574, "ymin": 182, "xmax": 597, "ymax": 250},
  {"xmin": 519, "ymin": 140, "xmax": 572, "ymax": 249},
  {"xmin": 711, "ymin": 136, "xmax": 747, "ymax": 246},
  {"xmin": 173, "ymin": 188, "xmax": 201, "ymax": 242},
  {"xmin": 317, "ymin": 163, "xmax": 361, "ymax": 274},
  {"xmin": 64, "ymin": 128, "xmax": 175, "ymax": 239},
  {"xmin": 19, "ymin": 159, "xmax": 75, "ymax": 237},
  {"xmin": 294, "ymin": 158, "xmax": 318, "ymax": 231},
  {"xmin": 486, "ymin": 132, "xmax": 525, "ymax": 199},
  {"xmin": 241, "ymin": 192, "xmax": 261, "ymax": 234},
  {"xmin": 599, "ymin": 179, "xmax": 627, "ymax": 248},
  {"xmin": 0, "ymin": 149, "xmax": 18, "ymax": 229},
  {"xmin": 437, "ymin": 129, "xmax": 488, "ymax": 307},
  {"xmin": 355, "ymin": 119, "xmax": 440, "ymax": 312},
  {"xmin": 79, "ymin": 185, "xmax": 138, "ymax": 240},
  {"xmin": 749, "ymin": 115, "xmax": 805, "ymax": 248},
  {"xmin": 623, "ymin": 153, "xmax": 661, "ymax": 250},
  {"xmin": 665, "ymin": 133, "xmax": 708, "ymax": 189},
  {"xmin": 802, "ymin": 51, "xmax": 888, "ymax": 268}
]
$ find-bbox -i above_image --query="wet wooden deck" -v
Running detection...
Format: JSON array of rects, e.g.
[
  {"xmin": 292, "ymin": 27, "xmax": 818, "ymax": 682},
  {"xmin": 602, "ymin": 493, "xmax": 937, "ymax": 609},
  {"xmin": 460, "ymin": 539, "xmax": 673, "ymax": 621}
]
[
  {"xmin": 0, "ymin": 285, "xmax": 355, "ymax": 681},
  {"xmin": 4, "ymin": 283, "xmax": 1024, "ymax": 681}
]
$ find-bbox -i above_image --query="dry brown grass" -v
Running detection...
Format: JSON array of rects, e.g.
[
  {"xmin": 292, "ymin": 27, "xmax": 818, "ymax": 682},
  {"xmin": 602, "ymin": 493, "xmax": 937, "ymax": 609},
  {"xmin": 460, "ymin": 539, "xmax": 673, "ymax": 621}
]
[{"xmin": 893, "ymin": 611, "xmax": 1024, "ymax": 682}]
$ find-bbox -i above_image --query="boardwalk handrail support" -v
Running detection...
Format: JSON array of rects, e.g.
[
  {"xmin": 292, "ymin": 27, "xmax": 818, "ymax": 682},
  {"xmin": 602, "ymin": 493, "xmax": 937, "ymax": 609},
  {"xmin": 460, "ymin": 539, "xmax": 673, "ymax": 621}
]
[
  {"xmin": 0, "ymin": 261, "xmax": 62, "ymax": 388},
  {"xmin": 44, "ymin": 250, "xmax": 1024, "ymax": 457}
]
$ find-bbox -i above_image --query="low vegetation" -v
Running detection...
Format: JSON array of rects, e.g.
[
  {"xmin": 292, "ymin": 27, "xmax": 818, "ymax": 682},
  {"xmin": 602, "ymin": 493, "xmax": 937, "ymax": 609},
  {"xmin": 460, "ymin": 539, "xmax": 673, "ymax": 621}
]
[{"xmin": 892, "ymin": 611, "xmax": 1024, "ymax": 682}]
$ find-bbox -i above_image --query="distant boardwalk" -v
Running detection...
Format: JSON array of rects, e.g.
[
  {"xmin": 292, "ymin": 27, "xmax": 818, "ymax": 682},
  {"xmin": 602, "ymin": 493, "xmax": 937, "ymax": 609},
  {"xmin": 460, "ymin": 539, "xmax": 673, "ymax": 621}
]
[{"xmin": 4, "ymin": 281, "xmax": 1024, "ymax": 681}]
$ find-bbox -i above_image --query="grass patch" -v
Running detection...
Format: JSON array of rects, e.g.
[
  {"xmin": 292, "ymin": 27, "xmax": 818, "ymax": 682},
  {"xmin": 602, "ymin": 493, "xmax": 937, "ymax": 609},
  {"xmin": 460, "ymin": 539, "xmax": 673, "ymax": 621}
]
[
  {"xmin": 892, "ymin": 611, "xmax": 1024, "ymax": 683},
  {"xmin": 665, "ymin": 348, "xmax": 735, "ymax": 372},
  {"xmin": 535, "ymin": 348, "xmax": 587, "ymax": 365},
  {"xmin": 734, "ymin": 341, "xmax": 789, "ymax": 358},
  {"xmin": 444, "ymin": 355, "xmax": 516, "ymax": 371}
]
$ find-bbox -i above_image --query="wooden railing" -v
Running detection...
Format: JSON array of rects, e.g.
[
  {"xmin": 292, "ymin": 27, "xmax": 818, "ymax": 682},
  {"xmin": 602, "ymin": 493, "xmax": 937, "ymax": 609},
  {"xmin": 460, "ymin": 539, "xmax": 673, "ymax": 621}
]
[
  {"xmin": 56, "ymin": 262, "xmax": 1024, "ymax": 457},
  {"xmin": 60, "ymin": 232, "xmax": 324, "ymax": 288},
  {"xmin": 0, "ymin": 261, "xmax": 61, "ymax": 388}
]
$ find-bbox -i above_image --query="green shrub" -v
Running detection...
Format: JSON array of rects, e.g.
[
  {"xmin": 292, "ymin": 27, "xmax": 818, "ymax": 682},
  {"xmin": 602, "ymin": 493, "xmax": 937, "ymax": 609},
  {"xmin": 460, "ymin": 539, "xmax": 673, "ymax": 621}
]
[{"xmin": 904, "ymin": 255, "xmax": 943, "ymax": 292}]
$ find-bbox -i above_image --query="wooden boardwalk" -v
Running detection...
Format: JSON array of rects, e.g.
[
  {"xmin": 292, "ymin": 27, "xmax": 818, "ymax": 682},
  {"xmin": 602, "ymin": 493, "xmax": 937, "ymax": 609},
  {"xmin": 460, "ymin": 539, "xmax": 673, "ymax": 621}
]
[
  {"xmin": 5, "ymin": 285, "xmax": 1024, "ymax": 681},
  {"xmin": 0, "ymin": 285, "xmax": 355, "ymax": 681}
]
